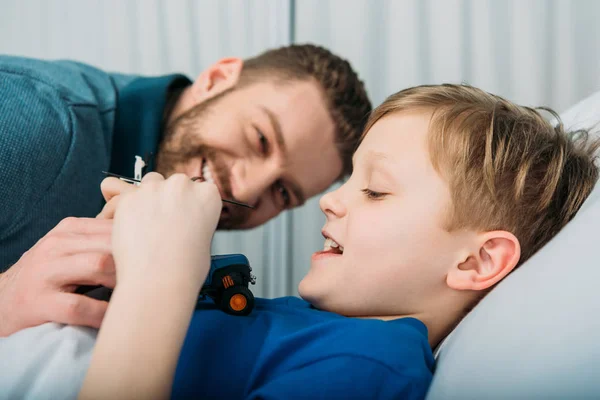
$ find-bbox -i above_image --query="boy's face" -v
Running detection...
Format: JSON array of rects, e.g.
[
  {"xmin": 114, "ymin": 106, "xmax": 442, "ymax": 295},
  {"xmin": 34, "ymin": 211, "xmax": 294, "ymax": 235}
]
[{"xmin": 299, "ymin": 111, "xmax": 473, "ymax": 317}]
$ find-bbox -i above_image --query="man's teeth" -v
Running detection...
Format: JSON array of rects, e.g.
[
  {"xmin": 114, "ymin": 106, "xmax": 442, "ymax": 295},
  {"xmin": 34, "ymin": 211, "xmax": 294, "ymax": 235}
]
[
  {"xmin": 323, "ymin": 238, "xmax": 344, "ymax": 252},
  {"xmin": 202, "ymin": 162, "xmax": 215, "ymax": 184}
]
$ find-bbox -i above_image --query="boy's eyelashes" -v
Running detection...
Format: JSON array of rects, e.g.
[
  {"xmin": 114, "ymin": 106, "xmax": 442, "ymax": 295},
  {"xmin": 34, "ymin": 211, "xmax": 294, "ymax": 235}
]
[{"xmin": 361, "ymin": 188, "xmax": 388, "ymax": 200}]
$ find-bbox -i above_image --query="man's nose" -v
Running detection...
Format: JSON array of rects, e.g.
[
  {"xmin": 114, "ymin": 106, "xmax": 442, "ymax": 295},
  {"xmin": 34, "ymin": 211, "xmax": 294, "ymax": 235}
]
[
  {"xmin": 319, "ymin": 186, "xmax": 347, "ymax": 219},
  {"xmin": 231, "ymin": 162, "xmax": 280, "ymax": 206}
]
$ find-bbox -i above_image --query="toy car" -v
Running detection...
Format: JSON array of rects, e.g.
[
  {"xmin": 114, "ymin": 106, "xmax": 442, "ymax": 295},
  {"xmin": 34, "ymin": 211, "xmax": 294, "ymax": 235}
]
[{"xmin": 199, "ymin": 254, "xmax": 256, "ymax": 316}]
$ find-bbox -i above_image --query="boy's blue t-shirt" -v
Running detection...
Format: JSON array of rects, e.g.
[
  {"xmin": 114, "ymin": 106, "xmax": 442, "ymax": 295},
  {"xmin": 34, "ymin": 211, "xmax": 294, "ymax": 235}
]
[{"xmin": 173, "ymin": 296, "xmax": 434, "ymax": 399}]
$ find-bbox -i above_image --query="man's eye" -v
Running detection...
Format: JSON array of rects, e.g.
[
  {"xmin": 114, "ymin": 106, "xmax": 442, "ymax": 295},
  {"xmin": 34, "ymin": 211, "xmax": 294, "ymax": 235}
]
[
  {"xmin": 275, "ymin": 181, "xmax": 291, "ymax": 208},
  {"xmin": 257, "ymin": 129, "xmax": 268, "ymax": 154},
  {"xmin": 361, "ymin": 188, "xmax": 387, "ymax": 200}
]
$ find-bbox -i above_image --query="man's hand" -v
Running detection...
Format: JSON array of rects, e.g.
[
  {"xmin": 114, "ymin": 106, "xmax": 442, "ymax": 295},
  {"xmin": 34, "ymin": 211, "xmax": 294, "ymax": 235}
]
[{"xmin": 0, "ymin": 218, "xmax": 115, "ymax": 337}]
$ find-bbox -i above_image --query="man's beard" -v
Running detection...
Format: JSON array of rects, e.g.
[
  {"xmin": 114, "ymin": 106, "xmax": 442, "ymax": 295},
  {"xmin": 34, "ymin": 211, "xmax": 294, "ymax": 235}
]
[{"xmin": 155, "ymin": 94, "xmax": 251, "ymax": 229}]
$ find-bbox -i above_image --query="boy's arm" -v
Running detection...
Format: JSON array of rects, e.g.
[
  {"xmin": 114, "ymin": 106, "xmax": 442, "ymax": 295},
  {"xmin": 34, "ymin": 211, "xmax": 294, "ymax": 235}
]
[
  {"xmin": 79, "ymin": 173, "xmax": 221, "ymax": 399},
  {"xmin": 246, "ymin": 356, "xmax": 432, "ymax": 400},
  {"xmin": 78, "ymin": 257, "xmax": 207, "ymax": 400}
]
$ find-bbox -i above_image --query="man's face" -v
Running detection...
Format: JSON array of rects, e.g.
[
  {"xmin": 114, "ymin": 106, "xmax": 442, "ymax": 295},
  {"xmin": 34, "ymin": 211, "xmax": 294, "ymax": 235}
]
[
  {"xmin": 298, "ymin": 111, "xmax": 472, "ymax": 317},
  {"xmin": 156, "ymin": 79, "xmax": 342, "ymax": 229}
]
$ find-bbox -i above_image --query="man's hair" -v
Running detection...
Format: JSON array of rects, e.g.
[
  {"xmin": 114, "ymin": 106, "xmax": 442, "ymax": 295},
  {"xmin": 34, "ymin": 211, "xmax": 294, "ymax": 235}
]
[
  {"xmin": 239, "ymin": 44, "xmax": 372, "ymax": 180},
  {"xmin": 365, "ymin": 84, "xmax": 600, "ymax": 267}
]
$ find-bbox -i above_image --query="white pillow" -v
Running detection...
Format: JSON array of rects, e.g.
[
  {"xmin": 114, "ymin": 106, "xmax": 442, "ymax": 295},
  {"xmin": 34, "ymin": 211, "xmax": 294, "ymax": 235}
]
[
  {"xmin": 561, "ymin": 90, "xmax": 600, "ymax": 134},
  {"xmin": 426, "ymin": 93, "xmax": 600, "ymax": 399}
]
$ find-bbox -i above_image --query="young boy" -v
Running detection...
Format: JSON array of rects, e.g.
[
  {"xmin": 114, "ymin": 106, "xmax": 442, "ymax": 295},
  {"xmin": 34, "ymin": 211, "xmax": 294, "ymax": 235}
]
[{"xmin": 79, "ymin": 84, "xmax": 599, "ymax": 399}]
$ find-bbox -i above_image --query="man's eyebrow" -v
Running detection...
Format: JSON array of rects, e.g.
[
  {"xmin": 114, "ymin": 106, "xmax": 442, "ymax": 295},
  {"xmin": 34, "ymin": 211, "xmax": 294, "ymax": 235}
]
[{"xmin": 260, "ymin": 106, "xmax": 286, "ymax": 154}]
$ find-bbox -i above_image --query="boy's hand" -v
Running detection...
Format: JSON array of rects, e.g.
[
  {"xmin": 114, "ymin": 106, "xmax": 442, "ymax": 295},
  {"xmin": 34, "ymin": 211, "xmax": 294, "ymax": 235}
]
[
  {"xmin": 96, "ymin": 177, "xmax": 136, "ymax": 220},
  {"xmin": 81, "ymin": 172, "xmax": 220, "ymax": 399},
  {"xmin": 111, "ymin": 172, "xmax": 222, "ymax": 288}
]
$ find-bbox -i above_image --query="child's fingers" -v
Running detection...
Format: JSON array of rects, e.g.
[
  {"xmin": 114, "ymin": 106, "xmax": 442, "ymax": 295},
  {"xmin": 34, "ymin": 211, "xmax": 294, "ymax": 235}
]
[
  {"xmin": 140, "ymin": 172, "xmax": 164, "ymax": 183},
  {"xmin": 100, "ymin": 177, "xmax": 136, "ymax": 202},
  {"xmin": 96, "ymin": 196, "xmax": 120, "ymax": 220},
  {"xmin": 98, "ymin": 174, "xmax": 166, "ymax": 219}
]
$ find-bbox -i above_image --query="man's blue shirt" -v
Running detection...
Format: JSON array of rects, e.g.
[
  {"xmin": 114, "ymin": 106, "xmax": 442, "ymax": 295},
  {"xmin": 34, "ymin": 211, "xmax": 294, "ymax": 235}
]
[
  {"xmin": 173, "ymin": 296, "xmax": 434, "ymax": 399},
  {"xmin": 0, "ymin": 55, "xmax": 190, "ymax": 270}
]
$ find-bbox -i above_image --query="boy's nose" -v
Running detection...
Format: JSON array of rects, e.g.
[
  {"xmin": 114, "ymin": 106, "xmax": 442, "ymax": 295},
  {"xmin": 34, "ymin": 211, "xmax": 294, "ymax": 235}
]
[{"xmin": 319, "ymin": 187, "xmax": 347, "ymax": 219}]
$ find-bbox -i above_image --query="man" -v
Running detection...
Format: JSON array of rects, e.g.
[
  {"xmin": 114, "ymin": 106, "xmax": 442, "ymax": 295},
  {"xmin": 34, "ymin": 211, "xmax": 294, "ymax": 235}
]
[{"xmin": 0, "ymin": 45, "xmax": 372, "ymax": 336}]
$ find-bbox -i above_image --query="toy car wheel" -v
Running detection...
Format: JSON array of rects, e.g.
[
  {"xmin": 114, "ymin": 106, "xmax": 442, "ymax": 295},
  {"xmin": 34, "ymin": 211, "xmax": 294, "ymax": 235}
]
[{"xmin": 220, "ymin": 286, "xmax": 254, "ymax": 316}]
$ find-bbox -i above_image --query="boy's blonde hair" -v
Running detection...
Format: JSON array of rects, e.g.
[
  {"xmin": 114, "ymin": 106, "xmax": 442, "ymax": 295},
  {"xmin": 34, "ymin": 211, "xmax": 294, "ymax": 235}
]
[{"xmin": 364, "ymin": 84, "xmax": 600, "ymax": 266}]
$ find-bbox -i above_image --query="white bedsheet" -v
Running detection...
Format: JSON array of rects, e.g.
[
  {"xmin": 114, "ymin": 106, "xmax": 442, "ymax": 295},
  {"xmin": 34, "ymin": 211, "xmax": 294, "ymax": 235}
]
[{"xmin": 0, "ymin": 323, "xmax": 96, "ymax": 399}]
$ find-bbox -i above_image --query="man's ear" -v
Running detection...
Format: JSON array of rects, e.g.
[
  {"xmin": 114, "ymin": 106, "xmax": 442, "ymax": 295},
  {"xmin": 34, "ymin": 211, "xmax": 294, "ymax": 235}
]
[
  {"xmin": 447, "ymin": 231, "xmax": 521, "ymax": 291},
  {"xmin": 189, "ymin": 57, "xmax": 243, "ymax": 105}
]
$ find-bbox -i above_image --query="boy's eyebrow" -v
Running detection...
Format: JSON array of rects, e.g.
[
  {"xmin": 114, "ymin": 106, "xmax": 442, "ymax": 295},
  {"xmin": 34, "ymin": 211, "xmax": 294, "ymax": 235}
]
[
  {"xmin": 368, "ymin": 151, "xmax": 399, "ymax": 180},
  {"xmin": 352, "ymin": 150, "xmax": 390, "ymax": 165},
  {"xmin": 366, "ymin": 151, "xmax": 390, "ymax": 162},
  {"xmin": 357, "ymin": 151, "xmax": 400, "ymax": 186}
]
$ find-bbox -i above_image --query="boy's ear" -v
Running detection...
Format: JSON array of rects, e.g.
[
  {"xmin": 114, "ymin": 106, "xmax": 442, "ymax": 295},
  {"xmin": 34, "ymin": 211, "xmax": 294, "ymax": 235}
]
[
  {"xmin": 447, "ymin": 231, "xmax": 521, "ymax": 291},
  {"xmin": 189, "ymin": 57, "xmax": 243, "ymax": 105}
]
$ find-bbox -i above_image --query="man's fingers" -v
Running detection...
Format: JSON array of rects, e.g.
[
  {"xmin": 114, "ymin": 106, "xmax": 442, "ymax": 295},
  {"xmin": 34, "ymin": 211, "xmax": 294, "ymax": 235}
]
[
  {"xmin": 51, "ymin": 217, "xmax": 112, "ymax": 236},
  {"xmin": 49, "ymin": 293, "xmax": 109, "ymax": 329},
  {"xmin": 100, "ymin": 177, "xmax": 136, "ymax": 203},
  {"xmin": 40, "ymin": 232, "xmax": 112, "ymax": 260},
  {"xmin": 50, "ymin": 252, "xmax": 116, "ymax": 289}
]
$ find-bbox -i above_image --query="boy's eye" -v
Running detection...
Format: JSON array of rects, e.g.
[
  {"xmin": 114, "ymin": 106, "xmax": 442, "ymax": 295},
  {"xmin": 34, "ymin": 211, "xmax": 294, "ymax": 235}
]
[
  {"xmin": 275, "ymin": 181, "xmax": 291, "ymax": 208},
  {"xmin": 257, "ymin": 128, "xmax": 268, "ymax": 154},
  {"xmin": 361, "ymin": 188, "xmax": 387, "ymax": 200}
]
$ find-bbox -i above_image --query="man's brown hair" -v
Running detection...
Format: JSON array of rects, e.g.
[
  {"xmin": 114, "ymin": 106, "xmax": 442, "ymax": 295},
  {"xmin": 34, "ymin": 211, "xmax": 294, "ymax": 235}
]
[
  {"xmin": 240, "ymin": 44, "xmax": 372, "ymax": 180},
  {"xmin": 365, "ymin": 84, "xmax": 600, "ymax": 266}
]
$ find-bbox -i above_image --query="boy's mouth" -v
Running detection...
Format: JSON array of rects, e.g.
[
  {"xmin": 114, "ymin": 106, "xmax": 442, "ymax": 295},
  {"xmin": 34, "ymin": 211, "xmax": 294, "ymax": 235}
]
[
  {"xmin": 312, "ymin": 234, "xmax": 344, "ymax": 261},
  {"xmin": 322, "ymin": 237, "xmax": 344, "ymax": 254}
]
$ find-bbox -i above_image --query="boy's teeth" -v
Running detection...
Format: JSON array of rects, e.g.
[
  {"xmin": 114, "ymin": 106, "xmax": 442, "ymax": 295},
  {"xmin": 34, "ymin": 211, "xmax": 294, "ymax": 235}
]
[{"xmin": 323, "ymin": 238, "xmax": 343, "ymax": 252}]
